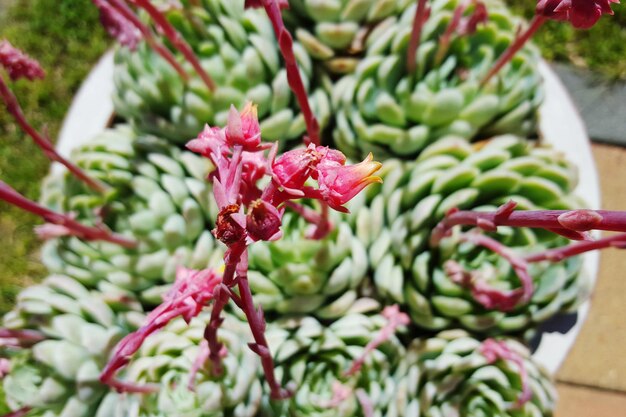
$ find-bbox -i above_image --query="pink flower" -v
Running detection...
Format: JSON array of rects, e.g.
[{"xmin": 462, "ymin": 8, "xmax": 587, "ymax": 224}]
[
  {"xmin": 316, "ymin": 153, "xmax": 382, "ymax": 213},
  {"xmin": 92, "ymin": 0, "xmax": 142, "ymax": 50},
  {"xmin": 100, "ymin": 267, "xmax": 221, "ymax": 392},
  {"xmin": 0, "ymin": 40, "xmax": 45, "ymax": 81},
  {"xmin": 225, "ymin": 103, "xmax": 263, "ymax": 151},
  {"xmin": 271, "ymin": 144, "xmax": 347, "ymax": 195},
  {"xmin": 246, "ymin": 199, "xmax": 283, "ymax": 242},
  {"xmin": 536, "ymin": 0, "xmax": 620, "ymax": 29}
]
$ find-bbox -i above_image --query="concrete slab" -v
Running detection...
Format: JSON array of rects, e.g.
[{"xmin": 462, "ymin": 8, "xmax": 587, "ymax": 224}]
[
  {"xmin": 552, "ymin": 63, "xmax": 626, "ymax": 146},
  {"xmin": 557, "ymin": 383, "xmax": 626, "ymax": 416}
]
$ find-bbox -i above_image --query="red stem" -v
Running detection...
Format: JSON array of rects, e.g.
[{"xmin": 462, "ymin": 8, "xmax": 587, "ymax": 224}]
[
  {"xmin": 407, "ymin": 0, "xmax": 429, "ymax": 74},
  {"xmin": 237, "ymin": 271, "xmax": 291, "ymax": 399},
  {"xmin": 130, "ymin": 0, "xmax": 216, "ymax": 91},
  {"xmin": 431, "ymin": 202, "xmax": 626, "ymax": 246},
  {"xmin": 526, "ymin": 232, "xmax": 626, "ymax": 263},
  {"xmin": 1, "ymin": 407, "xmax": 32, "ymax": 417},
  {"xmin": 0, "ymin": 181, "xmax": 137, "ymax": 248},
  {"xmin": 284, "ymin": 200, "xmax": 333, "ymax": 240},
  {"xmin": 0, "ymin": 76, "xmax": 106, "ymax": 193},
  {"xmin": 434, "ymin": 0, "xmax": 468, "ymax": 66},
  {"xmin": 260, "ymin": 0, "xmax": 320, "ymax": 146},
  {"xmin": 481, "ymin": 15, "xmax": 545, "ymax": 85},
  {"xmin": 108, "ymin": 0, "xmax": 189, "ymax": 82},
  {"xmin": 0, "ymin": 328, "xmax": 46, "ymax": 348}
]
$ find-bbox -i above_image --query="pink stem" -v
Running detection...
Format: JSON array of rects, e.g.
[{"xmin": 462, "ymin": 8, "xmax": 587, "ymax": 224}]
[
  {"xmin": 481, "ymin": 15, "xmax": 545, "ymax": 85},
  {"xmin": 0, "ymin": 328, "xmax": 46, "ymax": 348},
  {"xmin": 204, "ymin": 244, "xmax": 245, "ymax": 374},
  {"xmin": 434, "ymin": 0, "xmax": 468, "ymax": 66},
  {"xmin": 130, "ymin": 0, "xmax": 216, "ymax": 91},
  {"xmin": 108, "ymin": 0, "xmax": 189, "ymax": 82},
  {"xmin": 1, "ymin": 407, "xmax": 32, "ymax": 417},
  {"xmin": 0, "ymin": 76, "xmax": 106, "ymax": 193},
  {"xmin": 460, "ymin": 232, "xmax": 533, "ymax": 305},
  {"xmin": 284, "ymin": 200, "xmax": 333, "ymax": 240},
  {"xmin": 237, "ymin": 261, "xmax": 291, "ymax": 399},
  {"xmin": 407, "ymin": 0, "xmax": 429, "ymax": 74},
  {"xmin": 431, "ymin": 201, "xmax": 626, "ymax": 246},
  {"xmin": 0, "ymin": 181, "xmax": 137, "ymax": 248},
  {"xmin": 187, "ymin": 339, "xmax": 210, "ymax": 391},
  {"xmin": 344, "ymin": 305, "xmax": 409, "ymax": 377},
  {"xmin": 260, "ymin": 0, "xmax": 320, "ymax": 146},
  {"xmin": 480, "ymin": 339, "xmax": 531, "ymax": 408},
  {"xmin": 526, "ymin": 232, "xmax": 626, "ymax": 263},
  {"xmin": 355, "ymin": 389, "xmax": 375, "ymax": 417}
]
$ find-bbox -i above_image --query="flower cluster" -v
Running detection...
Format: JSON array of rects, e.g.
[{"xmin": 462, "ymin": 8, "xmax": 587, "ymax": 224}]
[{"xmin": 0, "ymin": 40, "xmax": 44, "ymax": 81}]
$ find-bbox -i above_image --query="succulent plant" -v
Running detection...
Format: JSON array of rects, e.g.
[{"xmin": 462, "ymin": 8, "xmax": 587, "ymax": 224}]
[
  {"xmin": 331, "ymin": 0, "xmax": 543, "ymax": 160},
  {"xmin": 348, "ymin": 135, "xmax": 589, "ymax": 333},
  {"xmin": 260, "ymin": 311, "xmax": 407, "ymax": 417},
  {"xmin": 410, "ymin": 330, "xmax": 557, "ymax": 417},
  {"xmin": 283, "ymin": 0, "xmax": 412, "ymax": 74},
  {"xmin": 248, "ymin": 209, "xmax": 370, "ymax": 319},
  {"xmin": 115, "ymin": 312, "xmax": 263, "ymax": 417},
  {"xmin": 113, "ymin": 0, "xmax": 330, "ymax": 145},
  {"xmin": 40, "ymin": 125, "xmax": 225, "ymax": 305},
  {"xmin": 1, "ymin": 274, "xmax": 144, "ymax": 417}
]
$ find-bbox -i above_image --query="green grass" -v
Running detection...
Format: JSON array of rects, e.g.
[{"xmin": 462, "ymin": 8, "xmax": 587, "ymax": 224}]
[
  {"xmin": 0, "ymin": 0, "xmax": 108, "ymax": 313},
  {"xmin": 505, "ymin": 1, "xmax": 626, "ymax": 80}
]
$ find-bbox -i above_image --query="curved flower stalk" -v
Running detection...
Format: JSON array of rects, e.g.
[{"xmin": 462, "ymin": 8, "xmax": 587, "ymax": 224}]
[
  {"xmin": 0, "ymin": 275, "xmax": 144, "ymax": 417},
  {"xmin": 282, "ymin": 0, "xmax": 411, "ymax": 75},
  {"xmin": 40, "ymin": 125, "xmax": 224, "ymax": 304},
  {"xmin": 409, "ymin": 330, "xmax": 556, "ymax": 416},
  {"xmin": 347, "ymin": 135, "xmax": 587, "ymax": 333},
  {"xmin": 332, "ymin": 0, "xmax": 543, "ymax": 160},
  {"xmin": 116, "ymin": 312, "xmax": 263, "ymax": 417},
  {"xmin": 112, "ymin": 0, "xmax": 330, "ymax": 145},
  {"xmin": 0, "ymin": 40, "xmax": 106, "ymax": 192},
  {"xmin": 185, "ymin": 102, "xmax": 381, "ymax": 399},
  {"xmin": 260, "ymin": 308, "xmax": 408, "ymax": 416},
  {"xmin": 482, "ymin": 0, "xmax": 621, "ymax": 84},
  {"xmin": 430, "ymin": 201, "xmax": 626, "ymax": 310}
]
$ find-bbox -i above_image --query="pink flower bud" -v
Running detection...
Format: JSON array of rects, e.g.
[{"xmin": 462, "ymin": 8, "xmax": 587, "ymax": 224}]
[
  {"xmin": 247, "ymin": 199, "xmax": 283, "ymax": 242},
  {"xmin": 316, "ymin": 153, "xmax": 382, "ymax": 213},
  {"xmin": 0, "ymin": 40, "xmax": 45, "ymax": 81},
  {"xmin": 225, "ymin": 103, "xmax": 263, "ymax": 151},
  {"xmin": 536, "ymin": 0, "xmax": 620, "ymax": 29},
  {"xmin": 93, "ymin": 0, "xmax": 142, "ymax": 50}
]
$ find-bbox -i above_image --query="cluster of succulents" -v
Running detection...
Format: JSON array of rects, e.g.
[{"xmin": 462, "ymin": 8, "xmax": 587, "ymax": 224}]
[{"xmin": 1, "ymin": 0, "xmax": 621, "ymax": 416}]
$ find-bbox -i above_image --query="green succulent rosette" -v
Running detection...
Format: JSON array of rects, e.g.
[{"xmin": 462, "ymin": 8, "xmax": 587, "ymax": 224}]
[
  {"xmin": 284, "ymin": 0, "xmax": 412, "ymax": 74},
  {"xmin": 113, "ymin": 0, "xmax": 330, "ymax": 145},
  {"xmin": 113, "ymin": 312, "xmax": 262, "ymax": 417},
  {"xmin": 410, "ymin": 330, "xmax": 557, "ymax": 417},
  {"xmin": 40, "ymin": 125, "xmax": 224, "ymax": 305},
  {"xmin": 1, "ymin": 275, "xmax": 144, "ymax": 417},
  {"xmin": 260, "ymin": 312, "xmax": 406, "ymax": 416},
  {"xmin": 248, "ymin": 209, "xmax": 369, "ymax": 319},
  {"xmin": 332, "ymin": 0, "xmax": 543, "ymax": 160},
  {"xmin": 348, "ymin": 135, "xmax": 590, "ymax": 333}
]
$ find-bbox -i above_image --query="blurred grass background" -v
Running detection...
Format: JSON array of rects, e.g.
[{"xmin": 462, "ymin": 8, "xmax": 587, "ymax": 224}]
[
  {"xmin": 0, "ymin": 0, "xmax": 108, "ymax": 313},
  {"xmin": 0, "ymin": 0, "xmax": 624, "ymax": 314}
]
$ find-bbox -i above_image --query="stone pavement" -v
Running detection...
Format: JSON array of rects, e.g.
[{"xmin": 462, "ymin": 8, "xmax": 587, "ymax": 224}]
[{"xmin": 555, "ymin": 143, "xmax": 626, "ymax": 415}]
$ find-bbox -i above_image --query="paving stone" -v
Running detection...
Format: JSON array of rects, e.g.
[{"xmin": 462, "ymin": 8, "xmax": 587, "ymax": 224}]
[{"xmin": 552, "ymin": 63, "xmax": 626, "ymax": 146}]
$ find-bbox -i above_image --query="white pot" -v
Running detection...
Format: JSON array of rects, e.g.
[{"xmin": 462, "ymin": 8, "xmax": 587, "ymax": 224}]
[{"xmin": 56, "ymin": 53, "xmax": 600, "ymax": 376}]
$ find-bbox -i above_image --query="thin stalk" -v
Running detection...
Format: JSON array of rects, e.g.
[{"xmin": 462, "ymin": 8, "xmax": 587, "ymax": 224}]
[
  {"xmin": 434, "ymin": 0, "xmax": 468, "ymax": 66},
  {"xmin": 260, "ymin": 0, "xmax": 320, "ymax": 146},
  {"xmin": 0, "ymin": 328, "xmax": 46, "ymax": 348},
  {"xmin": 1, "ymin": 407, "xmax": 32, "ymax": 417},
  {"xmin": 526, "ymin": 232, "xmax": 626, "ymax": 263},
  {"xmin": 130, "ymin": 0, "xmax": 216, "ymax": 91},
  {"xmin": 108, "ymin": 0, "xmax": 189, "ymax": 82},
  {"xmin": 0, "ymin": 181, "xmax": 137, "ymax": 248},
  {"xmin": 480, "ymin": 15, "xmax": 545, "ymax": 85},
  {"xmin": 407, "ymin": 0, "xmax": 429, "ymax": 74},
  {"xmin": 0, "ymin": 76, "xmax": 106, "ymax": 193},
  {"xmin": 238, "ymin": 274, "xmax": 291, "ymax": 399},
  {"xmin": 284, "ymin": 200, "xmax": 332, "ymax": 239}
]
